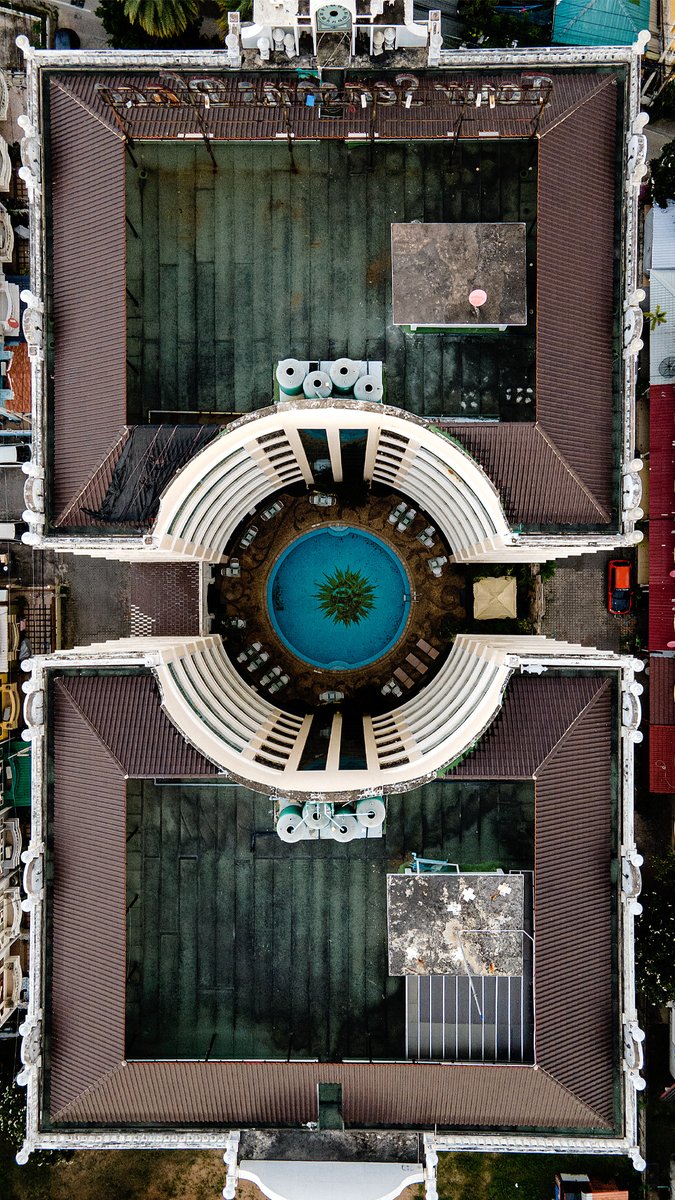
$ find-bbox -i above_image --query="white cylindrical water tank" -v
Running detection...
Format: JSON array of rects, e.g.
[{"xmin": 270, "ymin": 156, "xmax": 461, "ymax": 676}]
[
  {"xmin": 303, "ymin": 370, "xmax": 332, "ymax": 399},
  {"xmin": 302, "ymin": 800, "xmax": 332, "ymax": 830},
  {"xmin": 354, "ymin": 374, "xmax": 383, "ymax": 402},
  {"xmin": 330, "ymin": 812, "xmax": 360, "ymax": 842},
  {"xmin": 276, "ymin": 358, "xmax": 306, "ymax": 396},
  {"xmin": 277, "ymin": 804, "xmax": 306, "ymax": 843},
  {"xmin": 356, "ymin": 797, "xmax": 386, "ymax": 829},
  {"xmin": 329, "ymin": 358, "xmax": 361, "ymax": 394}
]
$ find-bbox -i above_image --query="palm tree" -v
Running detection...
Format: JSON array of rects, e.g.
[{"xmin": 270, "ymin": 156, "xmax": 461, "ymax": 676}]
[
  {"xmin": 645, "ymin": 304, "xmax": 668, "ymax": 331},
  {"xmin": 314, "ymin": 566, "xmax": 376, "ymax": 627},
  {"xmin": 123, "ymin": 0, "xmax": 199, "ymax": 38}
]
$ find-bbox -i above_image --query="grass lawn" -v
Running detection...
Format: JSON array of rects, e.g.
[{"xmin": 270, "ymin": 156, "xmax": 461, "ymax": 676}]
[{"xmin": 432, "ymin": 1152, "xmax": 640, "ymax": 1200}]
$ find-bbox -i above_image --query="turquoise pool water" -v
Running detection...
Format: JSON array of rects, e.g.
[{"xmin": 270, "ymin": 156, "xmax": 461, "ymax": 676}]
[{"xmin": 267, "ymin": 526, "xmax": 411, "ymax": 669}]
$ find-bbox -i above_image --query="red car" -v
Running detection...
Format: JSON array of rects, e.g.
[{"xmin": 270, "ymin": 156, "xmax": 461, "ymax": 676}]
[{"xmin": 607, "ymin": 559, "xmax": 632, "ymax": 615}]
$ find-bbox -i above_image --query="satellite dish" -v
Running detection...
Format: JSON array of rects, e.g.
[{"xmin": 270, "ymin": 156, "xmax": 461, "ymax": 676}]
[{"xmin": 659, "ymin": 356, "xmax": 675, "ymax": 378}]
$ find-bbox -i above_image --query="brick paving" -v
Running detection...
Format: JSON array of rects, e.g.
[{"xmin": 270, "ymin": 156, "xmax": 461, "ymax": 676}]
[{"xmin": 540, "ymin": 551, "xmax": 637, "ymax": 653}]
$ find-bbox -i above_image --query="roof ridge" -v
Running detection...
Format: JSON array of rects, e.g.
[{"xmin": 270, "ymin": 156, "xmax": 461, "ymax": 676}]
[
  {"xmin": 540, "ymin": 72, "xmax": 617, "ymax": 137},
  {"xmin": 533, "ymin": 1065, "xmax": 614, "ymax": 1130},
  {"xmin": 533, "ymin": 677, "xmax": 612, "ymax": 777},
  {"xmin": 55, "ymin": 426, "xmax": 129, "ymax": 527},
  {"xmin": 532, "ymin": 423, "xmax": 611, "ymax": 522},
  {"xmin": 50, "ymin": 1060, "xmax": 127, "ymax": 1124},
  {"xmin": 54, "ymin": 677, "xmax": 128, "ymax": 776},
  {"xmin": 50, "ymin": 78, "xmax": 126, "ymax": 142}
]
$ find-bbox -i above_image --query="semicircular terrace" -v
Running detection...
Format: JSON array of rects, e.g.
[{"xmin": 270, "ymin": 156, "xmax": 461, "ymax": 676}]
[
  {"xmin": 153, "ymin": 633, "xmax": 513, "ymax": 796},
  {"xmin": 149, "ymin": 402, "xmax": 514, "ymax": 565}
]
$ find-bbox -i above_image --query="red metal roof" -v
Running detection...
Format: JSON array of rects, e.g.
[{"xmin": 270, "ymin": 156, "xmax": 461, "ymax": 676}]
[
  {"xmin": 440, "ymin": 424, "xmax": 609, "ymax": 526},
  {"xmin": 648, "ymin": 655, "xmax": 675, "ymax": 725},
  {"xmin": 649, "ymin": 384, "xmax": 675, "ymax": 518},
  {"xmin": 648, "ymin": 517, "xmax": 675, "ymax": 650},
  {"xmin": 649, "ymin": 725, "xmax": 675, "ymax": 793}
]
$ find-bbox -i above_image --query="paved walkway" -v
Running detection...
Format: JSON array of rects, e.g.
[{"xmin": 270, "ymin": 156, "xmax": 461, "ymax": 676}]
[{"xmin": 540, "ymin": 551, "xmax": 637, "ymax": 653}]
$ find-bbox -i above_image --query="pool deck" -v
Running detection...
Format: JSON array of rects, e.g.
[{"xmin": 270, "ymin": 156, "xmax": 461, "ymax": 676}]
[
  {"xmin": 125, "ymin": 139, "xmax": 537, "ymax": 422},
  {"xmin": 268, "ymin": 527, "xmax": 411, "ymax": 670},
  {"xmin": 125, "ymin": 778, "xmax": 534, "ymax": 1063},
  {"xmin": 211, "ymin": 487, "xmax": 467, "ymax": 710}
]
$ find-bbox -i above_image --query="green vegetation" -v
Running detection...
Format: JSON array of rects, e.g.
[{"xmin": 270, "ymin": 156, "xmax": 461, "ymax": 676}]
[
  {"xmin": 96, "ymin": 0, "xmax": 203, "ymax": 46},
  {"xmin": 123, "ymin": 0, "xmax": 199, "ymax": 37},
  {"xmin": 432, "ymin": 1151, "xmax": 638, "ymax": 1200},
  {"xmin": 646, "ymin": 78, "xmax": 675, "ymax": 123},
  {"xmin": 635, "ymin": 849, "xmax": 675, "ymax": 1005},
  {"xmin": 645, "ymin": 305, "xmax": 668, "ymax": 330},
  {"xmin": 458, "ymin": 0, "xmax": 545, "ymax": 47},
  {"xmin": 314, "ymin": 566, "xmax": 376, "ymax": 627}
]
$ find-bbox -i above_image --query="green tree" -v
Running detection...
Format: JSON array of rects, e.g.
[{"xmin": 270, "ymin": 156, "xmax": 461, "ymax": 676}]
[
  {"xmin": 651, "ymin": 138, "xmax": 675, "ymax": 208},
  {"xmin": 96, "ymin": 0, "xmax": 203, "ymax": 47},
  {"xmin": 123, "ymin": 0, "xmax": 199, "ymax": 38},
  {"xmin": 314, "ymin": 566, "xmax": 376, "ymax": 627},
  {"xmin": 645, "ymin": 304, "xmax": 667, "ymax": 330},
  {"xmin": 458, "ymin": 0, "xmax": 544, "ymax": 47},
  {"xmin": 635, "ymin": 850, "xmax": 675, "ymax": 1005}
]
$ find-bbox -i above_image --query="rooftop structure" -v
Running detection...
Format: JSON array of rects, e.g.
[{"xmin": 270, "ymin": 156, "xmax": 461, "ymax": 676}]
[{"xmin": 11, "ymin": 23, "xmax": 649, "ymax": 1198}]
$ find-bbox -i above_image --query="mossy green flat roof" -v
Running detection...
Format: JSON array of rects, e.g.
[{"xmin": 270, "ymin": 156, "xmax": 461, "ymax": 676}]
[
  {"xmin": 125, "ymin": 140, "xmax": 537, "ymax": 424},
  {"xmin": 125, "ymin": 779, "xmax": 534, "ymax": 1062}
]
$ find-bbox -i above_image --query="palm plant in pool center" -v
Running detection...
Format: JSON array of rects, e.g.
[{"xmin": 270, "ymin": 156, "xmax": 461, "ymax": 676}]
[{"xmin": 314, "ymin": 566, "xmax": 377, "ymax": 627}]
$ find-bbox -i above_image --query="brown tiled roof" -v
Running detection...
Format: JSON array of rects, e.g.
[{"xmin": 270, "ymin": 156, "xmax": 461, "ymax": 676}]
[
  {"xmin": 536, "ymin": 78, "xmax": 618, "ymax": 518},
  {"xmin": 48, "ymin": 79, "xmax": 127, "ymax": 524},
  {"xmin": 55, "ymin": 429, "xmax": 130, "ymax": 529},
  {"xmin": 534, "ymin": 680, "xmax": 615, "ymax": 1126},
  {"xmin": 52, "ymin": 1059, "xmax": 607, "ymax": 1130},
  {"xmin": 130, "ymin": 563, "xmax": 201, "ymax": 637},
  {"xmin": 57, "ymin": 672, "xmax": 219, "ymax": 777},
  {"xmin": 439, "ymin": 424, "xmax": 609, "ymax": 526},
  {"xmin": 50, "ymin": 680, "xmax": 126, "ymax": 1114},
  {"xmin": 648, "ymin": 655, "xmax": 675, "ymax": 725},
  {"xmin": 450, "ymin": 674, "xmax": 609, "ymax": 777},
  {"xmin": 46, "ymin": 670, "xmax": 617, "ymax": 1133},
  {"xmin": 49, "ymin": 70, "xmax": 615, "ymax": 144},
  {"xmin": 44, "ymin": 68, "xmax": 620, "ymax": 528}
]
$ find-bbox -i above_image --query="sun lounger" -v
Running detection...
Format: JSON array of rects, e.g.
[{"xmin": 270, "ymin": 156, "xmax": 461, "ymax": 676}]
[
  {"xmin": 394, "ymin": 667, "xmax": 414, "ymax": 688},
  {"xmin": 406, "ymin": 653, "xmax": 428, "ymax": 675},
  {"xmin": 417, "ymin": 638, "xmax": 439, "ymax": 659}
]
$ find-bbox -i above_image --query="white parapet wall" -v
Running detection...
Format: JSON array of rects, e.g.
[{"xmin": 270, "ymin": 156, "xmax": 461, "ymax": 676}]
[{"xmin": 20, "ymin": 632, "xmax": 641, "ymax": 798}]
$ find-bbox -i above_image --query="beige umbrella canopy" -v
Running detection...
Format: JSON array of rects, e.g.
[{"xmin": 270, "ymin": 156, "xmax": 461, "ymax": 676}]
[{"xmin": 473, "ymin": 575, "xmax": 518, "ymax": 620}]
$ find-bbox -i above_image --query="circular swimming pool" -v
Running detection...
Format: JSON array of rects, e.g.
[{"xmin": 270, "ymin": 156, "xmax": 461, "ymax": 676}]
[{"xmin": 267, "ymin": 526, "xmax": 411, "ymax": 670}]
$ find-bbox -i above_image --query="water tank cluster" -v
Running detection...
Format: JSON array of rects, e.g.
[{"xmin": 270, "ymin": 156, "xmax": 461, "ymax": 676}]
[
  {"xmin": 276, "ymin": 797, "xmax": 386, "ymax": 843},
  {"xmin": 276, "ymin": 357, "xmax": 383, "ymax": 402}
]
